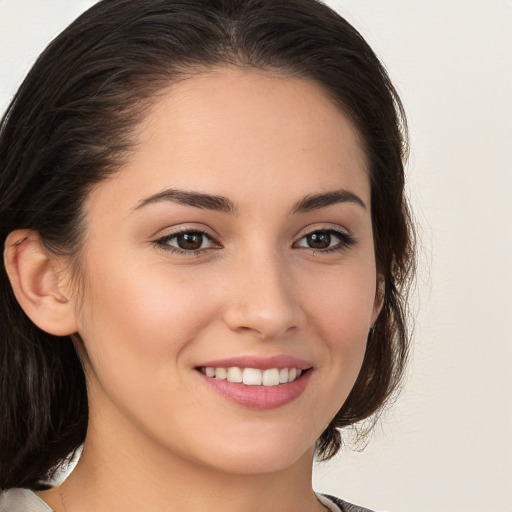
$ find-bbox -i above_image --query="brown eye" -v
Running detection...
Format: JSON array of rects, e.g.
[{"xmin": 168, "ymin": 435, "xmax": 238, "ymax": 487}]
[
  {"xmin": 294, "ymin": 229, "xmax": 356, "ymax": 252},
  {"xmin": 156, "ymin": 230, "xmax": 217, "ymax": 253},
  {"xmin": 176, "ymin": 232, "xmax": 204, "ymax": 250},
  {"xmin": 305, "ymin": 231, "xmax": 331, "ymax": 249}
]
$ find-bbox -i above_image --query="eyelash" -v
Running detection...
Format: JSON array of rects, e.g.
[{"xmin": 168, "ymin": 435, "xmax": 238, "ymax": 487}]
[
  {"xmin": 154, "ymin": 230, "xmax": 220, "ymax": 256},
  {"xmin": 293, "ymin": 227, "xmax": 357, "ymax": 254},
  {"xmin": 154, "ymin": 227, "xmax": 356, "ymax": 256}
]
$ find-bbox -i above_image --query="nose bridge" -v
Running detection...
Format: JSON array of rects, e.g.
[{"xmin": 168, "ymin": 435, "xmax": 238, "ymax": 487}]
[{"xmin": 223, "ymin": 242, "xmax": 303, "ymax": 339}]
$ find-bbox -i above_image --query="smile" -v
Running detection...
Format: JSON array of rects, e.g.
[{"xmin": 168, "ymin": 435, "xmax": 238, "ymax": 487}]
[
  {"xmin": 199, "ymin": 366, "xmax": 304, "ymax": 386},
  {"xmin": 197, "ymin": 364, "xmax": 312, "ymax": 409}
]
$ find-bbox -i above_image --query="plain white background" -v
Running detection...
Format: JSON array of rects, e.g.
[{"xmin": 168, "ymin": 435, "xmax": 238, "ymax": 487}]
[{"xmin": 1, "ymin": 2, "xmax": 511, "ymax": 511}]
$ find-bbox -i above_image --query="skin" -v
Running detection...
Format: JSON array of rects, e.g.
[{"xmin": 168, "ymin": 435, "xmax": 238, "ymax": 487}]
[{"xmin": 34, "ymin": 67, "xmax": 381, "ymax": 512}]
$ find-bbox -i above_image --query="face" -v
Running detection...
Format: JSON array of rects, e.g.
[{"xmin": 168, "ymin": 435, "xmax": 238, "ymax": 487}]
[{"xmin": 71, "ymin": 67, "xmax": 380, "ymax": 475}]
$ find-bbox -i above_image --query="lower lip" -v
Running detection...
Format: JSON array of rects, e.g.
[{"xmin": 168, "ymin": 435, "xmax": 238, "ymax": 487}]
[{"xmin": 198, "ymin": 370, "xmax": 312, "ymax": 410}]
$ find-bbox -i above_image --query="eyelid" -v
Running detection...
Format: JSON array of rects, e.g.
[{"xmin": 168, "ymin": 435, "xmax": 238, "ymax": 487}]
[
  {"xmin": 150, "ymin": 222, "xmax": 216, "ymax": 239},
  {"xmin": 294, "ymin": 224, "xmax": 353, "ymax": 240}
]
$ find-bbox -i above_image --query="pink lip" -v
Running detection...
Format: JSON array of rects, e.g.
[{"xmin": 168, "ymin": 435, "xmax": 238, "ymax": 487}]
[
  {"xmin": 196, "ymin": 354, "xmax": 312, "ymax": 371},
  {"xmin": 199, "ymin": 371, "xmax": 311, "ymax": 409},
  {"xmin": 195, "ymin": 354, "xmax": 313, "ymax": 410}
]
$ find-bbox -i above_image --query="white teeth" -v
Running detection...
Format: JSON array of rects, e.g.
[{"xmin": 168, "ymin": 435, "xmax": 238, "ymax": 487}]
[
  {"xmin": 201, "ymin": 366, "xmax": 305, "ymax": 386},
  {"xmin": 215, "ymin": 367, "xmax": 227, "ymax": 380},
  {"xmin": 243, "ymin": 368, "xmax": 262, "ymax": 386},
  {"xmin": 227, "ymin": 367, "xmax": 243, "ymax": 383},
  {"xmin": 262, "ymin": 368, "xmax": 280, "ymax": 386}
]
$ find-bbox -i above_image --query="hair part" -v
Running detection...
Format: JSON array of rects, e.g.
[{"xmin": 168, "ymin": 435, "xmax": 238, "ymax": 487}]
[{"xmin": 0, "ymin": 0, "xmax": 415, "ymax": 488}]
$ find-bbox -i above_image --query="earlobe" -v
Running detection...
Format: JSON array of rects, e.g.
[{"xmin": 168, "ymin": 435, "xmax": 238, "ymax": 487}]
[{"xmin": 3, "ymin": 229, "xmax": 78, "ymax": 336}]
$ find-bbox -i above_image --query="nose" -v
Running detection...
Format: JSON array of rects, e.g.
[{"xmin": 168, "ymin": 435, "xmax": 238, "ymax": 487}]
[{"xmin": 222, "ymin": 250, "xmax": 305, "ymax": 340}]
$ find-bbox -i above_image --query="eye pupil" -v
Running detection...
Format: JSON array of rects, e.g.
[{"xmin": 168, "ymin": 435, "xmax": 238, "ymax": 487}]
[
  {"xmin": 307, "ymin": 231, "xmax": 331, "ymax": 249},
  {"xmin": 177, "ymin": 232, "xmax": 203, "ymax": 250}
]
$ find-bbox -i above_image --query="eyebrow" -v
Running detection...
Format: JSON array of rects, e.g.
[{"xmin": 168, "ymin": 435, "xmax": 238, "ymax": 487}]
[
  {"xmin": 290, "ymin": 189, "xmax": 367, "ymax": 214},
  {"xmin": 134, "ymin": 188, "xmax": 238, "ymax": 214},
  {"xmin": 134, "ymin": 187, "xmax": 366, "ymax": 215}
]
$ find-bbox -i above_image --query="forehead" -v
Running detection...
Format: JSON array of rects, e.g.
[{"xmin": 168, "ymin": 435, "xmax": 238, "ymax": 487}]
[{"xmin": 88, "ymin": 66, "xmax": 370, "ymax": 214}]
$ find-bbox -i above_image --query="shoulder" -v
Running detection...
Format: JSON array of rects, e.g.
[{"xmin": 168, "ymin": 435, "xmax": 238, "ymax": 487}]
[
  {"xmin": 320, "ymin": 493, "xmax": 376, "ymax": 512},
  {"xmin": 0, "ymin": 488, "xmax": 54, "ymax": 512}
]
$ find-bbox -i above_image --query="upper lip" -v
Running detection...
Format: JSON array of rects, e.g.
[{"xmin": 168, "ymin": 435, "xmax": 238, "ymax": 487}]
[{"xmin": 196, "ymin": 355, "xmax": 313, "ymax": 371}]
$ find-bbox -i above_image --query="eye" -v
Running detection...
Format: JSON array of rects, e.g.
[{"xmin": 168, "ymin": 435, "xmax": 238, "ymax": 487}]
[
  {"xmin": 294, "ymin": 228, "xmax": 356, "ymax": 252},
  {"xmin": 155, "ymin": 230, "xmax": 218, "ymax": 254}
]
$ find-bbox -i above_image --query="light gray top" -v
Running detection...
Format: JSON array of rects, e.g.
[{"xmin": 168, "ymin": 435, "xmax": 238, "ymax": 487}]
[
  {"xmin": 0, "ymin": 488, "xmax": 53, "ymax": 512},
  {"xmin": 0, "ymin": 488, "xmax": 375, "ymax": 512}
]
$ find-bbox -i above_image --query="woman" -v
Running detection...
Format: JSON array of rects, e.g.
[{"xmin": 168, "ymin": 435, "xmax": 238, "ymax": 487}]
[{"xmin": 0, "ymin": 1, "xmax": 415, "ymax": 511}]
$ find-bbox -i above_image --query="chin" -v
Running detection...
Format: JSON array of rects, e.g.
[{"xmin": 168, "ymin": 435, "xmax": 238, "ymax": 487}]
[{"xmin": 186, "ymin": 429, "xmax": 316, "ymax": 476}]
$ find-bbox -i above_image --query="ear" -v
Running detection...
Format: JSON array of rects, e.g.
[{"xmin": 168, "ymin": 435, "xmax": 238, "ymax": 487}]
[
  {"xmin": 370, "ymin": 274, "xmax": 385, "ymax": 325},
  {"xmin": 3, "ymin": 229, "xmax": 78, "ymax": 336}
]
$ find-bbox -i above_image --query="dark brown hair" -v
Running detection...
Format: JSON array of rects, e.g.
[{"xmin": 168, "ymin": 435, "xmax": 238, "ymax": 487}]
[{"xmin": 0, "ymin": 0, "xmax": 415, "ymax": 489}]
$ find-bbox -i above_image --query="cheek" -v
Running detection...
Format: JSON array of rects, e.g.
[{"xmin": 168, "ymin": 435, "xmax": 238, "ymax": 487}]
[
  {"xmin": 301, "ymin": 262, "xmax": 377, "ymax": 337},
  {"xmin": 75, "ymin": 258, "xmax": 221, "ymax": 383},
  {"xmin": 74, "ymin": 262, "xmax": 225, "ymax": 440},
  {"xmin": 299, "ymin": 261, "xmax": 376, "ymax": 389}
]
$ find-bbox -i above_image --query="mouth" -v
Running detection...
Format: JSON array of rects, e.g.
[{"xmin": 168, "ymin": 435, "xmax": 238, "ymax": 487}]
[
  {"xmin": 195, "ymin": 362, "xmax": 313, "ymax": 409},
  {"xmin": 198, "ymin": 366, "xmax": 308, "ymax": 386}
]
